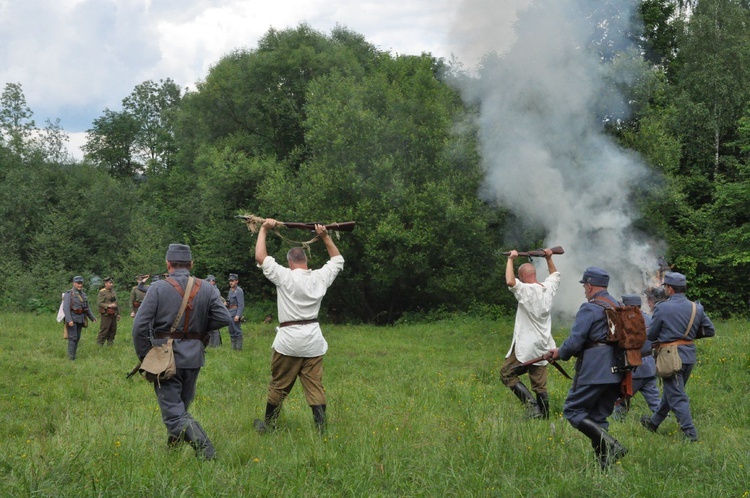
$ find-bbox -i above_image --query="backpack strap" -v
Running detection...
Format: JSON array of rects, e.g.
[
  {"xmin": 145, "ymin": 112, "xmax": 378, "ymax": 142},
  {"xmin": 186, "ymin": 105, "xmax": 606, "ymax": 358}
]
[
  {"xmin": 591, "ymin": 295, "xmax": 619, "ymax": 309},
  {"xmin": 165, "ymin": 277, "xmax": 203, "ymax": 336}
]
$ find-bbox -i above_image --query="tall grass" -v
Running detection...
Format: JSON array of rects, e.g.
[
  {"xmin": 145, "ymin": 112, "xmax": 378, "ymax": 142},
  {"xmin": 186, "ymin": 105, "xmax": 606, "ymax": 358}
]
[{"xmin": 0, "ymin": 313, "xmax": 747, "ymax": 497}]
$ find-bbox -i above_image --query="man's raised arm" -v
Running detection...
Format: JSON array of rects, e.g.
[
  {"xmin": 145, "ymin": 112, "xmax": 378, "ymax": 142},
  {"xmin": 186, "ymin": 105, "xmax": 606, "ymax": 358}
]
[{"xmin": 315, "ymin": 224, "xmax": 341, "ymax": 258}]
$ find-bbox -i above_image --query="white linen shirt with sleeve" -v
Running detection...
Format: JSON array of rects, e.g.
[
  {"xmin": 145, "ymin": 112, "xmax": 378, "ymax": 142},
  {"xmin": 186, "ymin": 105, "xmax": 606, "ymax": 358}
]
[
  {"xmin": 506, "ymin": 271, "xmax": 561, "ymax": 364},
  {"xmin": 260, "ymin": 254, "xmax": 345, "ymax": 357}
]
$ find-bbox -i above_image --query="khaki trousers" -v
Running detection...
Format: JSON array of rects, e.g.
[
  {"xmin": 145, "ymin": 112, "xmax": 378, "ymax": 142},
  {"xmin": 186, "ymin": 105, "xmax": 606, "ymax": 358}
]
[
  {"xmin": 267, "ymin": 350, "xmax": 326, "ymax": 406},
  {"xmin": 500, "ymin": 346, "xmax": 549, "ymax": 394}
]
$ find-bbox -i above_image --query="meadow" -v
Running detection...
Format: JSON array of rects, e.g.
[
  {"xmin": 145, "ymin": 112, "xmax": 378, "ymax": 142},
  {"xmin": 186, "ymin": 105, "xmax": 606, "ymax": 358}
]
[{"xmin": 0, "ymin": 313, "xmax": 747, "ymax": 497}]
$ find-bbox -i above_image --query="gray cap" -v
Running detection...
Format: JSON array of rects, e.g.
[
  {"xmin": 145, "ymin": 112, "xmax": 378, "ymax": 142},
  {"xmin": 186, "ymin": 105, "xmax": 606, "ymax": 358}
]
[
  {"xmin": 205, "ymin": 275, "xmax": 216, "ymax": 282},
  {"xmin": 579, "ymin": 267, "xmax": 609, "ymax": 287},
  {"xmin": 228, "ymin": 273, "xmax": 238, "ymax": 281},
  {"xmin": 621, "ymin": 294, "xmax": 642, "ymax": 306},
  {"xmin": 166, "ymin": 243, "xmax": 192, "ymax": 261},
  {"xmin": 72, "ymin": 276, "xmax": 84, "ymax": 283},
  {"xmin": 663, "ymin": 272, "xmax": 686, "ymax": 287}
]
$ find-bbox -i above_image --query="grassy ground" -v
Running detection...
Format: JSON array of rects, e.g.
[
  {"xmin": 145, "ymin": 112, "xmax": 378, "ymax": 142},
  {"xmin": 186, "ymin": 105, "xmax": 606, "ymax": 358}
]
[{"xmin": 0, "ymin": 313, "xmax": 747, "ymax": 497}]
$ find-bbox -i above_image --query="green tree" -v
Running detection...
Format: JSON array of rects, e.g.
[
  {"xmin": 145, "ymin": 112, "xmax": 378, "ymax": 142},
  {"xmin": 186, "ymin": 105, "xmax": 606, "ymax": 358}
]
[
  {"xmin": 82, "ymin": 109, "xmax": 141, "ymax": 177},
  {"xmin": 0, "ymin": 82, "xmax": 35, "ymax": 156}
]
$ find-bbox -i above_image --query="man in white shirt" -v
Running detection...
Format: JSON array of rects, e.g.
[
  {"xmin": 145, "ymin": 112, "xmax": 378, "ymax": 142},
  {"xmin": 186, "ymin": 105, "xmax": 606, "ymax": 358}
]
[
  {"xmin": 253, "ymin": 218, "xmax": 344, "ymax": 434},
  {"xmin": 500, "ymin": 248, "xmax": 560, "ymax": 419}
]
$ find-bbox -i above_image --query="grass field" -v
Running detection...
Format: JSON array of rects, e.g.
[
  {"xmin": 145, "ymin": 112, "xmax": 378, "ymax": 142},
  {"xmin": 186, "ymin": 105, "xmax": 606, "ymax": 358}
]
[{"xmin": 0, "ymin": 313, "xmax": 747, "ymax": 497}]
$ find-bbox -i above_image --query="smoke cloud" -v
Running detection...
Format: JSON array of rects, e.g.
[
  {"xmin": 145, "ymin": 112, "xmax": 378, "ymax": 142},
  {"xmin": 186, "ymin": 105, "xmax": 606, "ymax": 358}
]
[{"xmin": 450, "ymin": 0, "xmax": 663, "ymax": 316}]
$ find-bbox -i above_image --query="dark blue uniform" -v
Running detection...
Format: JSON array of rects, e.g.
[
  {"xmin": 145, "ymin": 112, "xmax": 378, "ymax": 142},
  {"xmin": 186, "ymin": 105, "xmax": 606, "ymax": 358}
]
[
  {"xmin": 558, "ymin": 289, "xmax": 624, "ymax": 429},
  {"xmin": 644, "ymin": 292, "xmax": 714, "ymax": 440}
]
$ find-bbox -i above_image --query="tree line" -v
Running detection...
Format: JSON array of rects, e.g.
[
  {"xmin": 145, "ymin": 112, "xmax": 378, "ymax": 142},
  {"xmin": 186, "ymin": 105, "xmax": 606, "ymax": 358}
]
[{"xmin": 1, "ymin": 0, "xmax": 749, "ymax": 322}]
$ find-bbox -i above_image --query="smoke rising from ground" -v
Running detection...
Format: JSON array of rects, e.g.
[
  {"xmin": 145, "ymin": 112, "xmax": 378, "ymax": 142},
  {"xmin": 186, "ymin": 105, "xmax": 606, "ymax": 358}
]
[{"xmin": 450, "ymin": 0, "xmax": 662, "ymax": 316}]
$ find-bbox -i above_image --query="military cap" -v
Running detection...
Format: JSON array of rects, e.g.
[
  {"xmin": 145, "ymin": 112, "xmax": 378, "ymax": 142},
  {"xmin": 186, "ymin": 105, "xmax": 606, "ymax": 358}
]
[
  {"xmin": 205, "ymin": 275, "xmax": 216, "ymax": 282},
  {"xmin": 152, "ymin": 275, "xmax": 161, "ymax": 282},
  {"xmin": 72, "ymin": 276, "xmax": 84, "ymax": 283},
  {"xmin": 165, "ymin": 243, "xmax": 192, "ymax": 261},
  {"xmin": 579, "ymin": 267, "xmax": 609, "ymax": 287},
  {"xmin": 103, "ymin": 277, "xmax": 113, "ymax": 283},
  {"xmin": 663, "ymin": 272, "xmax": 686, "ymax": 287},
  {"xmin": 228, "ymin": 273, "xmax": 238, "ymax": 281},
  {"xmin": 621, "ymin": 294, "xmax": 642, "ymax": 306}
]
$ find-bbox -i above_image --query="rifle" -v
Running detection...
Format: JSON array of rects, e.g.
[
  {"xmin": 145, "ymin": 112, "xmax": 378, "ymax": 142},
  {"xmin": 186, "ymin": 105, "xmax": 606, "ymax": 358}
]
[
  {"xmin": 512, "ymin": 354, "xmax": 572, "ymax": 380},
  {"xmin": 126, "ymin": 362, "xmax": 141, "ymax": 379},
  {"xmin": 236, "ymin": 214, "xmax": 356, "ymax": 233},
  {"xmin": 501, "ymin": 246, "xmax": 565, "ymax": 257}
]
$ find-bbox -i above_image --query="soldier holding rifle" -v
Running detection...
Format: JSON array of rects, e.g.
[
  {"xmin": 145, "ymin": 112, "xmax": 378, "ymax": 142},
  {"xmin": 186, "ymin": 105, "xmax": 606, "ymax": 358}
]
[
  {"xmin": 500, "ymin": 248, "xmax": 560, "ymax": 419},
  {"xmin": 62, "ymin": 275, "xmax": 97, "ymax": 360},
  {"xmin": 547, "ymin": 267, "xmax": 627, "ymax": 470}
]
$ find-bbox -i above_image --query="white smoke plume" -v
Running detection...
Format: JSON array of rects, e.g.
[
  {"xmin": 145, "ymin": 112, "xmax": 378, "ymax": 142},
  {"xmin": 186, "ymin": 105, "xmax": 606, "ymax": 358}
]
[{"xmin": 449, "ymin": 0, "xmax": 664, "ymax": 316}]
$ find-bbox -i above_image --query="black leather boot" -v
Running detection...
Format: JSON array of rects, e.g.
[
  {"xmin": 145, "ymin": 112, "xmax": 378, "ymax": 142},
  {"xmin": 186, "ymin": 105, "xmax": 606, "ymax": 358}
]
[
  {"xmin": 254, "ymin": 403, "xmax": 280, "ymax": 434},
  {"xmin": 576, "ymin": 418, "xmax": 627, "ymax": 470},
  {"xmin": 312, "ymin": 405, "xmax": 326, "ymax": 434},
  {"xmin": 536, "ymin": 392, "xmax": 550, "ymax": 419},
  {"xmin": 183, "ymin": 420, "xmax": 215, "ymax": 460},
  {"xmin": 510, "ymin": 382, "xmax": 542, "ymax": 419}
]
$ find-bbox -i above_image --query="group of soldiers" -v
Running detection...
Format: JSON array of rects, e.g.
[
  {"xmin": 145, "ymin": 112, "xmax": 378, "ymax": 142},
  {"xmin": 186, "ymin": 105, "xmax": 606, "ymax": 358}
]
[
  {"xmin": 502, "ymin": 249, "xmax": 715, "ymax": 470},
  {"xmin": 61, "ymin": 219, "xmax": 344, "ymax": 460},
  {"xmin": 61, "ymin": 271, "xmax": 247, "ymax": 361}
]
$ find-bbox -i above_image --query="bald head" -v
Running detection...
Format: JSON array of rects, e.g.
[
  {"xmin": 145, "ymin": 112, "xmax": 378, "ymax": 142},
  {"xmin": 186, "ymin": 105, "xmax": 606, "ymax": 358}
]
[{"xmin": 518, "ymin": 263, "xmax": 538, "ymax": 283}]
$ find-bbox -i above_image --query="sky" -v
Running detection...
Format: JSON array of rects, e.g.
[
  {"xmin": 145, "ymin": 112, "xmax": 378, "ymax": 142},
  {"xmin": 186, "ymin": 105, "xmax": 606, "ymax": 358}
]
[{"xmin": 0, "ymin": 0, "xmax": 528, "ymax": 159}]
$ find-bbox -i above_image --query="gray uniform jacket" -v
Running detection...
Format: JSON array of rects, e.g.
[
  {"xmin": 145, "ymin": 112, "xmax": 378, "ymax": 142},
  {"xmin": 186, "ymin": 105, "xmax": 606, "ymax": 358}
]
[
  {"xmin": 63, "ymin": 288, "xmax": 96, "ymax": 324},
  {"xmin": 557, "ymin": 290, "xmax": 623, "ymax": 386},
  {"xmin": 132, "ymin": 269, "xmax": 232, "ymax": 368},
  {"xmin": 227, "ymin": 286, "xmax": 245, "ymax": 317},
  {"xmin": 647, "ymin": 293, "xmax": 715, "ymax": 365}
]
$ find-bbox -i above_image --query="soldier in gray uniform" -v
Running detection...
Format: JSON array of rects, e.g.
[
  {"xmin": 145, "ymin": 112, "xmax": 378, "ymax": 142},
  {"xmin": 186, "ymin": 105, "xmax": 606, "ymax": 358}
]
[
  {"xmin": 62, "ymin": 276, "xmax": 97, "ymax": 360},
  {"xmin": 204, "ymin": 275, "xmax": 224, "ymax": 347},
  {"xmin": 132, "ymin": 244, "xmax": 231, "ymax": 459},
  {"xmin": 226, "ymin": 273, "xmax": 245, "ymax": 350},
  {"xmin": 640, "ymin": 272, "xmax": 715, "ymax": 442},
  {"xmin": 612, "ymin": 294, "xmax": 660, "ymax": 420},
  {"xmin": 548, "ymin": 267, "xmax": 627, "ymax": 470}
]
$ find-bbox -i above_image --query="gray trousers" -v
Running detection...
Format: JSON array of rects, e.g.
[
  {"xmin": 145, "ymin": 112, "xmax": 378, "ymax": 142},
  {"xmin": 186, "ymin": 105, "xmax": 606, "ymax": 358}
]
[
  {"xmin": 228, "ymin": 315, "xmax": 243, "ymax": 340},
  {"xmin": 650, "ymin": 363, "xmax": 697, "ymax": 438},
  {"xmin": 66, "ymin": 323, "xmax": 84, "ymax": 359},
  {"xmin": 563, "ymin": 382, "xmax": 620, "ymax": 429},
  {"xmin": 633, "ymin": 376, "xmax": 661, "ymax": 412},
  {"xmin": 153, "ymin": 368, "xmax": 202, "ymax": 437}
]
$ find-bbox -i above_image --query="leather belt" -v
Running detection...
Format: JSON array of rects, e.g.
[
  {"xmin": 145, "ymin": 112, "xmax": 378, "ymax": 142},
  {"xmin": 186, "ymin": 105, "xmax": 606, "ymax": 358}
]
[
  {"xmin": 154, "ymin": 332, "xmax": 205, "ymax": 341},
  {"xmin": 279, "ymin": 319, "xmax": 318, "ymax": 328},
  {"xmin": 228, "ymin": 305, "xmax": 238, "ymax": 309}
]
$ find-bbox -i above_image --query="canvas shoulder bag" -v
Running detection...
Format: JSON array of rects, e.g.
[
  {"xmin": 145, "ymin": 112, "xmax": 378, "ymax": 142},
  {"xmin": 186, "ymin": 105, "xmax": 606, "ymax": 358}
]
[
  {"xmin": 655, "ymin": 302, "xmax": 696, "ymax": 379},
  {"xmin": 138, "ymin": 277, "xmax": 196, "ymax": 385}
]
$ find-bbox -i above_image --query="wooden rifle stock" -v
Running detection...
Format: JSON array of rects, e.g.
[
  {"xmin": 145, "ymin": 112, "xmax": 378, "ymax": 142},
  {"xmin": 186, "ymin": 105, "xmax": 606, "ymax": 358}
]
[{"xmin": 502, "ymin": 246, "xmax": 564, "ymax": 257}]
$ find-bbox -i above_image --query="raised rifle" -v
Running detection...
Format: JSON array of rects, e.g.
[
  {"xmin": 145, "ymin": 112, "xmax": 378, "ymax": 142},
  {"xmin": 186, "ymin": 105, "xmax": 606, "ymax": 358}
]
[
  {"xmin": 236, "ymin": 214, "xmax": 356, "ymax": 233},
  {"xmin": 501, "ymin": 246, "xmax": 565, "ymax": 257},
  {"xmin": 512, "ymin": 354, "xmax": 572, "ymax": 380}
]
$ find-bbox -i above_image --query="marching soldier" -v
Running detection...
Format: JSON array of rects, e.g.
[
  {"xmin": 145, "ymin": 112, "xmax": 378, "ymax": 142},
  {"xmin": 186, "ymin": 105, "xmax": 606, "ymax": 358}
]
[
  {"xmin": 226, "ymin": 273, "xmax": 245, "ymax": 350},
  {"xmin": 548, "ymin": 267, "xmax": 627, "ymax": 470},
  {"xmin": 96, "ymin": 277, "xmax": 120, "ymax": 346},
  {"xmin": 62, "ymin": 276, "xmax": 97, "ymax": 360}
]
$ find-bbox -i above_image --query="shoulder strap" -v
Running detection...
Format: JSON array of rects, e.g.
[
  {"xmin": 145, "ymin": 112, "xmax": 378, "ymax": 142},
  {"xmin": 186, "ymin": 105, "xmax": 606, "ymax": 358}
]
[
  {"xmin": 683, "ymin": 302, "xmax": 697, "ymax": 339},
  {"xmin": 592, "ymin": 296, "xmax": 618, "ymax": 309},
  {"xmin": 167, "ymin": 277, "xmax": 195, "ymax": 334}
]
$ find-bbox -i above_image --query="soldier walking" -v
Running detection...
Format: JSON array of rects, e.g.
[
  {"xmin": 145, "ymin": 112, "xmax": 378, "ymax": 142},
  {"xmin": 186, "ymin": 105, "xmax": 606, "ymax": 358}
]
[
  {"xmin": 132, "ymin": 244, "xmax": 231, "ymax": 459},
  {"xmin": 62, "ymin": 276, "xmax": 97, "ymax": 360},
  {"xmin": 226, "ymin": 274, "xmax": 245, "ymax": 350}
]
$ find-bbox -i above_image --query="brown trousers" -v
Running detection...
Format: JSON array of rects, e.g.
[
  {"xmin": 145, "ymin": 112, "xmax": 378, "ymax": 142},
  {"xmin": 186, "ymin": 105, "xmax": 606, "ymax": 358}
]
[
  {"xmin": 267, "ymin": 350, "xmax": 326, "ymax": 406},
  {"xmin": 500, "ymin": 346, "xmax": 549, "ymax": 394}
]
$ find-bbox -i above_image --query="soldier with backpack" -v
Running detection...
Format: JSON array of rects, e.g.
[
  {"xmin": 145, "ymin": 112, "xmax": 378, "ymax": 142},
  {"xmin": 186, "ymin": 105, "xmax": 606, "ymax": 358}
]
[{"xmin": 547, "ymin": 267, "xmax": 627, "ymax": 470}]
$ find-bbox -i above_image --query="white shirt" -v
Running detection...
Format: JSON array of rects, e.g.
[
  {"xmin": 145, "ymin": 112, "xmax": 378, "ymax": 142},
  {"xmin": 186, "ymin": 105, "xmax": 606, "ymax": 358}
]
[
  {"xmin": 506, "ymin": 272, "xmax": 561, "ymax": 363},
  {"xmin": 261, "ymin": 254, "xmax": 345, "ymax": 357}
]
